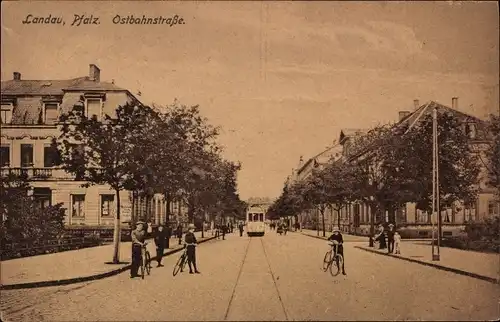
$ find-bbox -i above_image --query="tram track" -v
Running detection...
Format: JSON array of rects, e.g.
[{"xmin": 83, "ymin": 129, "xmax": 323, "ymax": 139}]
[
  {"xmin": 260, "ymin": 237, "xmax": 289, "ymax": 321},
  {"xmin": 223, "ymin": 237, "xmax": 252, "ymax": 320},
  {"xmin": 223, "ymin": 235, "xmax": 289, "ymax": 321}
]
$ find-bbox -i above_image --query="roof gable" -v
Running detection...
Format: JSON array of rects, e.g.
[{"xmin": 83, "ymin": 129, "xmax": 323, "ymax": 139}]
[{"xmin": 1, "ymin": 77, "xmax": 126, "ymax": 96}]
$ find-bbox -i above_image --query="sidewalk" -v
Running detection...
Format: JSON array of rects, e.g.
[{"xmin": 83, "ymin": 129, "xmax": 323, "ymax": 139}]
[
  {"xmin": 355, "ymin": 242, "xmax": 500, "ymax": 284},
  {"xmin": 0, "ymin": 231, "xmax": 215, "ymax": 290}
]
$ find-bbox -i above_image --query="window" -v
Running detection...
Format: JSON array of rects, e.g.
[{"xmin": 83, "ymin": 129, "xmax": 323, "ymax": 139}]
[
  {"xmin": 20, "ymin": 144, "xmax": 33, "ymax": 167},
  {"xmin": 0, "ymin": 145, "xmax": 10, "ymax": 167},
  {"xmin": 259, "ymin": 213, "xmax": 264, "ymax": 222},
  {"xmin": 396, "ymin": 206, "xmax": 407, "ymax": 224},
  {"xmin": 464, "ymin": 205, "xmax": 476, "ymax": 222},
  {"xmin": 488, "ymin": 201, "xmax": 499, "ymax": 216},
  {"xmin": 71, "ymin": 194, "xmax": 85, "ymax": 218},
  {"xmin": 33, "ymin": 188, "xmax": 51, "ymax": 210},
  {"xmin": 44, "ymin": 144, "xmax": 61, "ymax": 167},
  {"xmin": 416, "ymin": 209, "xmax": 427, "ymax": 223},
  {"xmin": 1, "ymin": 104, "xmax": 13, "ymax": 124},
  {"xmin": 443, "ymin": 209, "xmax": 451, "ymax": 223},
  {"xmin": 44, "ymin": 103, "xmax": 59, "ymax": 124},
  {"xmin": 465, "ymin": 123, "xmax": 477, "ymax": 139},
  {"xmin": 248, "ymin": 213, "xmax": 253, "ymax": 222},
  {"xmin": 86, "ymin": 99, "xmax": 102, "ymax": 120},
  {"xmin": 101, "ymin": 194, "xmax": 114, "ymax": 217}
]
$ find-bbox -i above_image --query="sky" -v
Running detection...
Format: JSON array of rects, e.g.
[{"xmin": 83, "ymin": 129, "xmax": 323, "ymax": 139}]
[{"xmin": 1, "ymin": 1, "xmax": 499, "ymax": 201}]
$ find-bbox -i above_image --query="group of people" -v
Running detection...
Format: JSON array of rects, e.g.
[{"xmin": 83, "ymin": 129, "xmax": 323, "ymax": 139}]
[
  {"xmin": 373, "ymin": 223, "xmax": 401, "ymax": 254},
  {"xmin": 130, "ymin": 221, "xmax": 200, "ymax": 278}
]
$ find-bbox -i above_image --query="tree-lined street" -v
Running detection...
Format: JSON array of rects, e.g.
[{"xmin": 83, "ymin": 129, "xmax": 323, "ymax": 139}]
[{"xmin": 1, "ymin": 231, "xmax": 498, "ymax": 321}]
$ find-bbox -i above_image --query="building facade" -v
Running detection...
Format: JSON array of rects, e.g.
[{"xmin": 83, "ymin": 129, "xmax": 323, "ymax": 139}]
[
  {"xmin": 337, "ymin": 99, "xmax": 499, "ymax": 237},
  {"xmin": 1, "ymin": 64, "xmax": 185, "ymax": 228},
  {"xmin": 288, "ymin": 99, "xmax": 499, "ymax": 237}
]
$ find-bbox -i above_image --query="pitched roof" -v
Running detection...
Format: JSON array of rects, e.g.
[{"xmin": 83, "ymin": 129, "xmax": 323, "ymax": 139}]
[
  {"xmin": 345, "ymin": 100, "xmax": 490, "ymax": 161},
  {"xmin": 1, "ymin": 77, "xmax": 126, "ymax": 96},
  {"xmin": 400, "ymin": 100, "xmax": 485, "ymax": 131},
  {"xmin": 339, "ymin": 128, "xmax": 368, "ymax": 144}
]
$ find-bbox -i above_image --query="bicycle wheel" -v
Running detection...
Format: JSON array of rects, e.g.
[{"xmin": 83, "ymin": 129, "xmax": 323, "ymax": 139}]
[
  {"xmin": 145, "ymin": 251, "xmax": 151, "ymax": 275},
  {"xmin": 323, "ymin": 250, "xmax": 332, "ymax": 272},
  {"xmin": 140, "ymin": 258, "xmax": 145, "ymax": 280},
  {"xmin": 330, "ymin": 254, "xmax": 342, "ymax": 276},
  {"xmin": 172, "ymin": 254, "xmax": 184, "ymax": 276},
  {"xmin": 181, "ymin": 254, "xmax": 188, "ymax": 271}
]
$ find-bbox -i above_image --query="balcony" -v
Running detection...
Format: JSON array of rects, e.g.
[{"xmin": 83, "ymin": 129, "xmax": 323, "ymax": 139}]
[{"xmin": 0, "ymin": 167, "xmax": 74, "ymax": 180}]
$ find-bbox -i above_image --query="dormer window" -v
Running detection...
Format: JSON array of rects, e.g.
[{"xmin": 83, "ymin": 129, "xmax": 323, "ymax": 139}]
[
  {"xmin": 43, "ymin": 102, "xmax": 59, "ymax": 124},
  {"xmin": 85, "ymin": 99, "xmax": 102, "ymax": 120},
  {"xmin": 83, "ymin": 93, "xmax": 106, "ymax": 121},
  {"xmin": 1, "ymin": 103, "xmax": 13, "ymax": 124}
]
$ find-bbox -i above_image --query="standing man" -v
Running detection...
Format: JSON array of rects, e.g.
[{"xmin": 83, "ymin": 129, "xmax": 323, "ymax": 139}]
[
  {"xmin": 130, "ymin": 220, "xmax": 146, "ymax": 278},
  {"xmin": 387, "ymin": 223, "xmax": 395, "ymax": 254},
  {"xmin": 165, "ymin": 223, "xmax": 172, "ymax": 249},
  {"xmin": 185, "ymin": 223, "xmax": 201, "ymax": 274},
  {"xmin": 154, "ymin": 225, "xmax": 166, "ymax": 267},
  {"xmin": 176, "ymin": 223, "xmax": 183, "ymax": 245},
  {"xmin": 222, "ymin": 224, "xmax": 226, "ymax": 240},
  {"xmin": 239, "ymin": 222, "xmax": 244, "ymax": 237}
]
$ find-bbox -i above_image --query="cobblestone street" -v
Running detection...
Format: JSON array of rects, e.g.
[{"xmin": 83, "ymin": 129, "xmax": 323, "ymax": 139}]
[{"xmin": 1, "ymin": 231, "xmax": 498, "ymax": 321}]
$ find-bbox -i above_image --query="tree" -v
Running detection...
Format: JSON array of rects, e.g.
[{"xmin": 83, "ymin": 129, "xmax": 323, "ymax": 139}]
[
  {"xmin": 57, "ymin": 101, "xmax": 157, "ymax": 263},
  {"xmin": 1, "ymin": 173, "xmax": 65, "ymax": 247},
  {"xmin": 322, "ymin": 161, "xmax": 360, "ymax": 229},
  {"xmin": 485, "ymin": 114, "xmax": 500, "ymax": 198},
  {"xmin": 147, "ymin": 101, "xmax": 220, "ymax": 223},
  {"xmin": 347, "ymin": 125, "xmax": 410, "ymax": 246},
  {"xmin": 398, "ymin": 112, "xmax": 481, "ymax": 240}
]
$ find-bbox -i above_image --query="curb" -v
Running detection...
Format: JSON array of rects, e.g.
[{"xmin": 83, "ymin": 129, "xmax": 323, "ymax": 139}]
[
  {"xmin": 0, "ymin": 236, "xmax": 217, "ymax": 290},
  {"xmin": 300, "ymin": 232, "xmax": 367, "ymax": 243},
  {"xmin": 354, "ymin": 245, "xmax": 500, "ymax": 285}
]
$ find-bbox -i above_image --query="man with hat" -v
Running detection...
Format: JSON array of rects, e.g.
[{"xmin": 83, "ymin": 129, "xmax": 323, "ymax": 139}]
[
  {"xmin": 154, "ymin": 224, "xmax": 167, "ymax": 267},
  {"xmin": 387, "ymin": 223, "xmax": 396, "ymax": 254},
  {"xmin": 327, "ymin": 227, "xmax": 346, "ymax": 275},
  {"xmin": 185, "ymin": 223, "xmax": 201, "ymax": 274},
  {"xmin": 130, "ymin": 220, "xmax": 146, "ymax": 278}
]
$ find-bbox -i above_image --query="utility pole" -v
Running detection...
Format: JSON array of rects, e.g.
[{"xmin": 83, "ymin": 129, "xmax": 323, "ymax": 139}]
[{"xmin": 432, "ymin": 106, "xmax": 441, "ymax": 261}]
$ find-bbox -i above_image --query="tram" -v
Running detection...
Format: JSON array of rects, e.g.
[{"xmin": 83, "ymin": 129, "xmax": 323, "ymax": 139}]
[{"xmin": 246, "ymin": 205, "xmax": 266, "ymax": 237}]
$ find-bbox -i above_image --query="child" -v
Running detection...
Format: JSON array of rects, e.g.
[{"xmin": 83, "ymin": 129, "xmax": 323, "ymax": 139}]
[{"xmin": 394, "ymin": 231, "xmax": 402, "ymax": 254}]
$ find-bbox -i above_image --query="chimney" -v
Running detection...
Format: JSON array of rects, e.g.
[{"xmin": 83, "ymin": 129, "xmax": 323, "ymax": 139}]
[
  {"xmin": 452, "ymin": 97, "xmax": 458, "ymax": 110},
  {"xmin": 89, "ymin": 64, "xmax": 100, "ymax": 82},
  {"xmin": 13, "ymin": 72, "xmax": 21, "ymax": 80},
  {"xmin": 399, "ymin": 111, "xmax": 411, "ymax": 121},
  {"xmin": 413, "ymin": 99, "xmax": 419, "ymax": 110}
]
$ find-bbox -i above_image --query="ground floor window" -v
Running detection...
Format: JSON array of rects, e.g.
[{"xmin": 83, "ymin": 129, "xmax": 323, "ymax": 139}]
[
  {"xmin": 101, "ymin": 194, "xmax": 115, "ymax": 217},
  {"xmin": 33, "ymin": 188, "xmax": 51, "ymax": 210},
  {"xmin": 71, "ymin": 194, "xmax": 85, "ymax": 218},
  {"xmin": 487, "ymin": 201, "xmax": 499, "ymax": 216}
]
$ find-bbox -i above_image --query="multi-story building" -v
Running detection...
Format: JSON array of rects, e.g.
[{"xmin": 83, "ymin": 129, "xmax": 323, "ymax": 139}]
[
  {"xmin": 338, "ymin": 98, "xmax": 499, "ymax": 237},
  {"xmin": 288, "ymin": 98, "xmax": 499, "ymax": 237},
  {"xmin": 291, "ymin": 141, "xmax": 344, "ymax": 231},
  {"xmin": 0, "ymin": 64, "xmax": 183, "ymax": 229}
]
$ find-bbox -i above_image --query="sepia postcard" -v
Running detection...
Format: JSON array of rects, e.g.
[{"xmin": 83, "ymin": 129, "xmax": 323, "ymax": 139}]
[{"xmin": 0, "ymin": 1, "xmax": 499, "ymax": 321}]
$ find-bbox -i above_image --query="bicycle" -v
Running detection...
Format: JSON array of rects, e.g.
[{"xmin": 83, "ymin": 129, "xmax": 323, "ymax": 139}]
[
  {"xmin": 323, "ymin": 241, "xmax": 344, "ymax": 277},
  {"xmin": 140, "ymin": 242, "xmax": 152, "ymax": 279},
  {"xmin": 173, "ymin": 242, "xmax": 198, "ymax": 276}
]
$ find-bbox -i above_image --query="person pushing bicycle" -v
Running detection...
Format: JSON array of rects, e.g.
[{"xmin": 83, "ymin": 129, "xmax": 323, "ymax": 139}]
[
  {"xmin": 184, "ymin": 223, "xmax": 201, "ymax": 274},
  {"xmin": 327, "ymin": 227, "xmax": 346, "ymax": 275},
  {"xmin": 130, "ymin": 220, "xmax": 146, "ymax": 278}
]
